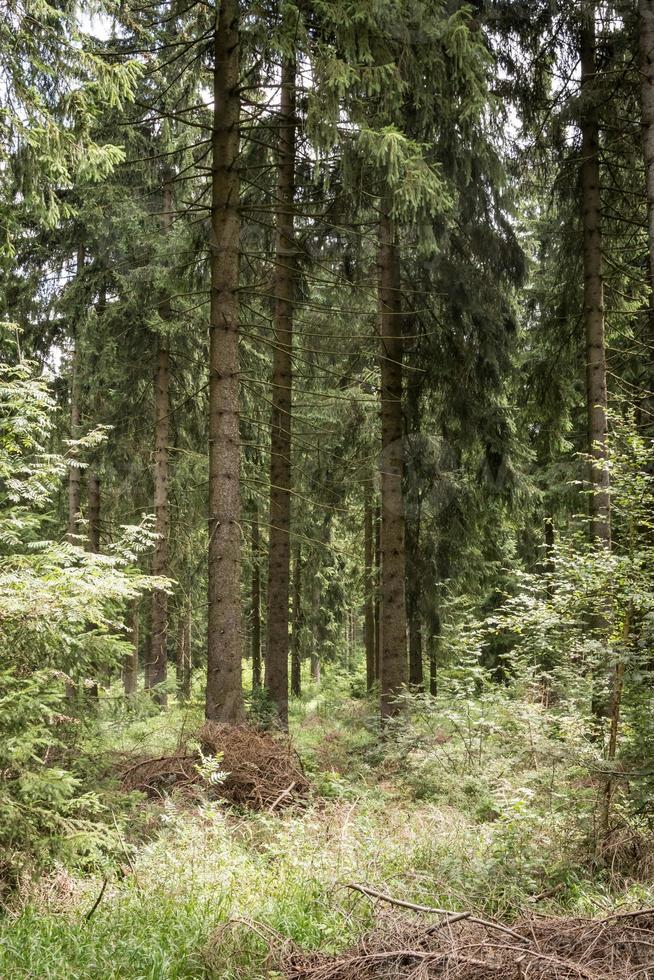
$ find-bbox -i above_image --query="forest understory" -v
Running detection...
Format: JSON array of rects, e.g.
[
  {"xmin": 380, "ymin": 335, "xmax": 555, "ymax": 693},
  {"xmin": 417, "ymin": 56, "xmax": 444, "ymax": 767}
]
[
  {"xmin": 3, "ymin": 671, "xmax": 654, "ymax": 979},
  {"xmin": 6, "ymin": 0, "xmax": 654, "ymax": 976}
]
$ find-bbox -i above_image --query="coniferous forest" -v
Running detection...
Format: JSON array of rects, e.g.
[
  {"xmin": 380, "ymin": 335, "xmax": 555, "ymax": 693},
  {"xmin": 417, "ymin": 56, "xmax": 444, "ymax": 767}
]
[{"xmin": 6, "ymin": 0, "xmax": 654, "ymax": 976}]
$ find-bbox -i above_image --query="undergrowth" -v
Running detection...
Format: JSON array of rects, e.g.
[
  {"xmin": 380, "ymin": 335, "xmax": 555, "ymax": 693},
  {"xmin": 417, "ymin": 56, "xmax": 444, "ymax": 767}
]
[{"xmin": 1, "ymin": 670, "xmax": 653, "ymax": 979}]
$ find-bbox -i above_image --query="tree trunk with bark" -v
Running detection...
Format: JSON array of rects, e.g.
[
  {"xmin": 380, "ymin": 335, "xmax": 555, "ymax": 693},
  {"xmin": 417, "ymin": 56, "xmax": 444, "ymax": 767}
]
[
  {"xmin": 206, "ymin": 0, "xmax": 244, "ymax": 722},
  {"xmin": 147, "ymin": 175, "xmax": 174, "ymax": 700},
  {"xmin": 177, "ymin": 606, "xmax": 192, "ymax": 702},
  {"xmin": 641, "ymin": 0, "xmax": 654, "ymax": 308},
  {"xmin": 251, "ymin": 511, "xmax": 262, "ymax": 690},
  {"xmin": 68, "ymin": 246, "xmax": 84, "ymax": 542},
  {"xmin": 88, "ymin": 473, "xmax": 101, "ymax": 554},
  {"xmin": 265, "ymin": 53, "xmax": 297, "ymax": 729},
  {"xmin": 428, "ymin": 612, "xmax": 439, "ymax": 697},
  {"xmin": 148, "ymin": 177, "xmax": 172, "ymax": 701},
  {"xmin": 374, "ymin": 504, "xmax": 381, "ymax": 682},
  {"xmin": 378, "ymin": 207, "xmax": 408, "ymax": 717},
  {"xmin": 405, "ymin": 512, "xmax": 424, "ymax": 689},
  {"xmin": 310, "ymin": 563, "xmax": 321, "ymax": 683},
  {"xmin": 581, "ymin": 10, "xmax": 610, "ymax": 550},
  {"xmin": 364, "ymin": 494, "xmax": 375, "ymax": 690},
  {"xmin": 86, "ymin": 472, "xmax": 101, "ymax": 699},
  {"xmin": 639, "ymin": 0, "xmax": 654, "ymax": 426},
  {"xmin": 123, "ymin": 605, "xmax": 139, "ymax": 697},
  {"xmin": 290, "ymin": 544, "xmax": 302, "ymax": 697}
]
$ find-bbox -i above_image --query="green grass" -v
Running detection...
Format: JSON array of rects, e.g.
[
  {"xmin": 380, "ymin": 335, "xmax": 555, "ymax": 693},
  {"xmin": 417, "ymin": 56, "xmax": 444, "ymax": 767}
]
[{"xmin": 2, "ymin": 671, "xmax": 654, "ymax": 978}]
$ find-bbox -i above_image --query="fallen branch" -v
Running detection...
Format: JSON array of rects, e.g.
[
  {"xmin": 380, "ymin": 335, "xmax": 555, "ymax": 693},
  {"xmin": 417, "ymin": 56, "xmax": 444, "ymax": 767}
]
[
  {"xmin": 269, "ymin": 781, "xmax": 296, "ymax": 812},
  {"xmin": 346, "ymin": 882, "xmax": 528, "ymax": 943},
  {"xmin": 120, "ymin": 753, "xmax": 194, "ymax": 781},
  {"xmin": 601, "ymin": 907, "xmax": 654, "ymax": 922},
  {"xmin": 84, "ymin": 877, "xmax": 107, "ymax": 923}
]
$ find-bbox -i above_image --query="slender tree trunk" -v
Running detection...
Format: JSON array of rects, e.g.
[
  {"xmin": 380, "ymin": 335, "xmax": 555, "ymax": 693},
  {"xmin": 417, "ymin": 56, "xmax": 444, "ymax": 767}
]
[
  {"xmin": 265, "ymin": 53, "xmax": 297, "ymax": 729},
  {"xmin": 378, "ymin": 207, "xmax": 408, "ymax": 717},
  {"xmin": 147, "ymin": 175, "xmax": 173, "ymax": 701},
  {"xmin": 581, "ymin": 9, "xmax": 613, "ymax": 724},
  {"xmin": 544, "ymin": 516, "xmax": 555, "ymax": 590},
  {"xmin": 581, "ymin": 10, "xmax": 610, "ymax": 549},
  {"xmin": 147, "ymin": 342, "xmax": 170, "ymax": 699},
  {"xmin": 429, "ymin": 613, "xmax": 439, "ymax": 697},
  {"xmin": 68, "ymin": 246, "xmax": 84, "ymax": 542},
  {"xmin": 88, "ymin": 473, "xmax": 101, "ymax": 554},
  {"xmin": 405, "ymin": 513, "xmax": 424, "ymax": 689},
  {"xmin": 177, "ymin": 606, "xmax": 192, "ymax": 702},
  {"xmin": 251, "ymin": 511, "xmax": 262, "ymax": 690},
  {"xmin": 641, "ymin": 0, "xmax": 654, "ymax": 309},
  {"xmin": 65, "ymin": 248, "xmax": 85, "ymax": 702},
  {"xmin": 86, "ymin": 472, "xmax": 101, "ymax": 699},
  {"xmin": 639, "ymin": 0, "xmax": 654, "ymax": 425},
  {"xmin": 310, "ymin": 566, "xmax": 321, "ymax": 683},
  {"xmin": 374, "ymin": 504, "xmax": 381, "ymax": 682},
  {"xmin": 291, "ymin": 544, "xmax": 302, "ymax": 697},
  {"xmin": 364, "ymin": 494, "xmax": 375, "ymax": 690},
  {"xmin": 345, "ymin": 610, "xmax": 352, "ymax": 671},
  {"xmin": 206, "ymin": 0, "xmax": 244, "ymax": 722},
  {"xmin": 597, "ymin": 605, "xmax": 630, "ymax": 845},
  {"xmin": 408, "ymin": 617, "xmax": 423, "ymax": 690},
  {"xmin": 123, "ymin": 605, "xmax": 139, "ymax": 697}
]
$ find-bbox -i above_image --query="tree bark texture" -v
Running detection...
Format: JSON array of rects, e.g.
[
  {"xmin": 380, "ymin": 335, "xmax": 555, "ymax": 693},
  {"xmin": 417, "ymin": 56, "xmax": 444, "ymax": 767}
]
[
  {"xmin": 378, "ymin": 208, "xmax": 408, "ymax": 717},
  {"xmin": 364, "ymin": 493, "xmax": 376, "ymax": 690},
  {"xmin": 641, "ymin": 0, "xmax": 654, "ymax": 309},
  {"xmin": 581, "ymin": 10, "xmax": 610, "ymax": 549},
  {"xmin": 374, "ymin": 504, "xmax": 381, "ymax": 682},
  {"xmin": 251, "ymin": 511, "xmax": 262, "ymax": 690},
  {"xmin": 206, "ymin": 0, "xmax": 244, "ymax": 722},
  {"xmin": 68, "ymin": 246, "xmax": 84, "ymax": 541},
  {"xmin": 123, "ymin": 605, "xmax": 139, "ymax": 697},
  {"xmin": 405, "ymin": 512, "xmax": 424, "ymax": 689},
  {"xmin": 291, "ymin": 544, "xmax": 302, "ymax": 697},
  {"xmin": 265, "ymin": 52, "xmax": 297, "ymax": 728},
  {"xmin": 147, "ymin": 176, "xmax": 173, "ymax": 701},
  {"xmin": 177, "ymin": 606, "xmax": 192, "ymax": 702}
]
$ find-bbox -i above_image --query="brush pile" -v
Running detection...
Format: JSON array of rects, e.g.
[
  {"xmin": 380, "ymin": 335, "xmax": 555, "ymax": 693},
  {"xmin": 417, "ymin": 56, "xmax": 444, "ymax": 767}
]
[
  {"xmin": 282, "ymin": 908, "xmax": 654, "ymax": 978},
  {"xmin": 120, "ymin": 722, "xmax": 309, "ymax": 810}
]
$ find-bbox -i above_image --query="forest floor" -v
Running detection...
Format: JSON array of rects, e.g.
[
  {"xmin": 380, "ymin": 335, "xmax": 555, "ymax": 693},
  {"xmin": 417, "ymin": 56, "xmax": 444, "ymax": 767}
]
[{"xmin": 2, "ymin": 671, "xmax": 654, "ymax": 979}]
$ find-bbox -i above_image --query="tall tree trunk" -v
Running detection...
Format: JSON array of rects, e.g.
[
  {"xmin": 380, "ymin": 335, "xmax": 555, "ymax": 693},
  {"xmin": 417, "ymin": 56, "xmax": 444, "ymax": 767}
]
[
  {"xmin": 405, "ymin": 513, "xmax": 424, "ymax": 689},
  {"xmin": 68, "ymin": 246, "xmax": 84, "ymax": 541},
  {"xmin": 364, "ymin": 494, "xmax": 375, "ymax": 690},
  {"xmin": 378, "ymin": 207, "xmax": 408, "ymax": 717},
  {"xmin": 265, "ymin": 52, "xmax": 297, "ymax": 729},
  {"xmin": 147, "ymin": 175, "xmax": 173, "ymax": 700},
  {"xmin": 374, "ymin": 503, "xmax": 381, "ymax": 682},
  {"xmin": 251, "ymin": 510, "xmax": 262, "ymax": 690},
  {"xmin": 641, "ymin": 0, "xmax": 654, "ymax": 310},
  {"xmin": 581, "ymin": 8, "xmax": 613, "ymax": 725},
  {"xmin": 544, "ymin": 515, "xmax": 555, "ymax": 592},
  {"xmin": 597, "ymin": 605, "xmax": 630, "ymax": 846},
  {"xmin": 147, "ymin": 340, "xmax": 170, "ymax": 700},
  {"xmin": 88, "ymin": 473, "xmax": 101, "ymax": 554},
  {"xmin": 177, "ymin": 606, "xmax": 192, "ymax": 702},
  {"xmin": 148, "ymin": 176, "xmax": 173, "ymax": 701},
  {"xmin": 290, "ymin": 544, "xmax": 302, "ymax": 697},
  {"xmin": 408, "ymin": 616, "xmax": 423, "ymax": 689},
  {"xmin": 86, "ymin": 472, "xmax": 101, "ymax": 699},
  {"xmin": 639, "ymin": 0, "xmax": 654, "ymax": 425},
  {"xmin": 310, "ymin": 565, "xmax": 321, "ymax": 683},
  {"xmin": 123, "ymin": 604, "xmax": 139, "ymax": 697},
  {"xmin": 206, "ymin": 0, "xmax": 244, "ymax": 722},
  {"xmin": 428, "ymin": 612, "xmax": 439, "ymax": 697},
  {"xmin": 581, "ymin": 10, "xmax": 610, "ymax": 549}
]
